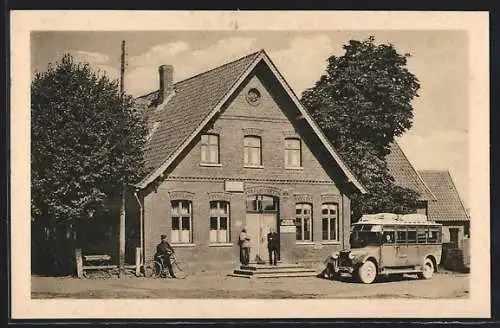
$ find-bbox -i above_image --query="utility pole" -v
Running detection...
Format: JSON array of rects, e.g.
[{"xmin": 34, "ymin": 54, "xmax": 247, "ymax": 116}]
[
  {"xmin": 119, "ymin": 40, "xmax": 126, "ymax": 277},
  {"xmin": 120, "ymin": 40, "xmax": 125, "ymax": 96}
]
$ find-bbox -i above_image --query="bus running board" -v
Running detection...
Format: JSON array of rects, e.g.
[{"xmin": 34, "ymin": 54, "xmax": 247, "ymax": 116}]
[{"xmin": 381, "ymin": 267, "xmax": 423, "ymax": 275}]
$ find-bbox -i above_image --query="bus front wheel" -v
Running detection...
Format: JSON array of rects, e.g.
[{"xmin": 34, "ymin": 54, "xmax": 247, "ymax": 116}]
[
  {"xmin": 357, "ymin": 260, "xmax": 377, "ymax": 284},
  {"xmin": 418, "ymin": 258, "xmax": 434, "ymax": 280}
]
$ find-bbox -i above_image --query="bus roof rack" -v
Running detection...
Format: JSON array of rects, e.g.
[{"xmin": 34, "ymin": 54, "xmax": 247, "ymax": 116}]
[{"xmin": 357, "ymin": 213, "xmax": 437, "ymax": 225}]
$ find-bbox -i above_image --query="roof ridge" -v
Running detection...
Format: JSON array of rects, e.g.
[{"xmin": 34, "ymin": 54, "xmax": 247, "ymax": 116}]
[
  {"xmin": 418, "ymin": 169, "xmax": 448, "ymax": 174},
  {"xmin": 174, "ymin": 49, "xmax": 262, "ymax": 86},
  {"xmin": 135, "ymin": 49, "xmax": 263, "ymax": 99}
]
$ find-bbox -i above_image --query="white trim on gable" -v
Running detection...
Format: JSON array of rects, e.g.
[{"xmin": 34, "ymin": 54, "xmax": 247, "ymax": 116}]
[
  {"xmin": 136, "ymin": 52, "xmax": 263, "ymax": 189},
  {"xmin": 136, "ymin": 50, "xmax": 367, "ymax": 193}
]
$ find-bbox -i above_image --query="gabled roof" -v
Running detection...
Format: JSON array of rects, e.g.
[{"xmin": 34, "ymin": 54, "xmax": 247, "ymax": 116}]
[
  {"xmin": 134, "ymin": 49, "xmax": 366, "ymax": 193},
  {"xmin": 134, "ymin": 50, "xmax": 261, "ymax": 181},
  {"xmin": 419, "ymin": 170, "xmax": 470, "ymax": 222},
  {"xmin": 386, "ymin": 142, "xmax": 436, "ymax": 201}
]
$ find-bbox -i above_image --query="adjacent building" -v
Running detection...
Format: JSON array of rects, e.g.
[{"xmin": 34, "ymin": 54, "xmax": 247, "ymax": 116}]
[
  {"xmin": 131, "ymin": 50, "xmax": 367, "ymax": 268},
  {"xmin": 418, "ymin": 170, "xmax": 470, "ymax": 248},
  {"xmin": 386, "ymin": 142, "xmax": 437, "ymax": 215}
]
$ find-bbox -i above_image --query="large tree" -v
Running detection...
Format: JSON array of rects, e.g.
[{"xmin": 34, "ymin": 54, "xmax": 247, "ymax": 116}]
[
  {"xmin": 31, "ymin": 54, "xmax": 147, "ymax": 272},
  {"xmin": 301, "ymin": 36, "xmax": 421, "ymax": 220}
]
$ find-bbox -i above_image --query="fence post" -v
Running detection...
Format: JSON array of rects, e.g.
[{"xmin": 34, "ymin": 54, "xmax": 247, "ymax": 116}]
[
  {"xmin": 135, "ymin": 247, "xmax": 141, "ymax": 277},
  {"xmin": 75, "ymin": 248, "xmax": 83, "ymax": 278}
]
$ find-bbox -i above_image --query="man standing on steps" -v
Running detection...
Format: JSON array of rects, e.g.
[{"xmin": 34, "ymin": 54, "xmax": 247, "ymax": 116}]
[
  {"xmin": 267, "ymin": 227, "xmax": 279, "ymax": 266},
  {"xmin": 239, "ymin": 227, "xmax": 251, "ymax": 265}
]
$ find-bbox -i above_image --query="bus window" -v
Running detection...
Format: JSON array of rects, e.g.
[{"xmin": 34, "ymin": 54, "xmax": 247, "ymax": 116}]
[
  {"xmin": 382, "ymin": 226, "xmax": 395, "ymax": 244},
  {"xmin": 417, "ymin": 227, "xmax": 427, "ymax": 243},
  {"xmin": 428, "ymin": 228, "xmax": 439, "ymax": 243},
  {"xmin": 396, "ymin": 229, "xmax": 407, "ymax": 244},
  {"xmin": 352, "ymin": 225, "xmax": 363, "ymax": 231},
  {"xmin": 383, "ymin": 231, "xmax": 395, "ymax": 244},
  {"xmin": 407, "ymin": 228, "xmax": 417, "ymax": 243}
]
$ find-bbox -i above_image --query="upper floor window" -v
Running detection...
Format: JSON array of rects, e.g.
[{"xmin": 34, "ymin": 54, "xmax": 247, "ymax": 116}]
[
  {"xmin": 244, "ymin": 136, "xmax": 262, "ymax": 166},
  {"xmin": 285, "ymin": 138, "xmax": 301, "ymax": 168},
  {"xmin": 321, "ymin": 203, "xmax": 338, "ymax": 241},
  {"xmin": 201, "ymin": 134, "xmax": 219, "ymax": 164},
  {"xmin": 171, "ymin": 200, "xmax": 192, "ymax": 244},
  {"xmin": 209, "ymin": 201, "xmax": 230, "ymax": 243},
  {"xmin": 295, "ymin": 203, "xmax": 312, "ymax": 242}
]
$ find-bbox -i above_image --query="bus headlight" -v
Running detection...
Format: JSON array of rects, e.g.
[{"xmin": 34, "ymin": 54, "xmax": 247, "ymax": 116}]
[{"xmin": 348, "ymin": 253, "xmax": 355, "ymax": 260}]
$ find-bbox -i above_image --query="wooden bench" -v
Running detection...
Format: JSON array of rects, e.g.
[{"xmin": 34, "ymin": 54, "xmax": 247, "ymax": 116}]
[
  {"xmin": 75, "ymin": 248, "xmax": 142, "ymax": 278},
  {"xmin": 83, "ymin": 254, "xmax": 113, "ymax": 269}
]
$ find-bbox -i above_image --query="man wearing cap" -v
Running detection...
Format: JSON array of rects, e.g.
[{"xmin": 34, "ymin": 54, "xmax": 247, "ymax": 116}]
[{"xmin": 155, "ymin": 235, "xmax": 176, "ymax": 278}]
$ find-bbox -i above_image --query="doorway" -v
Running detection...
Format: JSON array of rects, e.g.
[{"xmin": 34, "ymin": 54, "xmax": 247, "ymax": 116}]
[
  {"xmin": 245, "ymin": 195, "xmax": 279, "ymax": 263},
  {"xmin": 449, "ymin": 228, "xmax": 459, "ymax": 248}
]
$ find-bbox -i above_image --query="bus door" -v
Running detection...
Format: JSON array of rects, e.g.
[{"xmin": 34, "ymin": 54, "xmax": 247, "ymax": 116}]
[
  {"xmin": 394, "ymin": 226, "xmax": 409, "ymax": 266},
  {"xmin": 406, "ymin": 226, "xmax": 419, "ymax": 265},
  {"xmin": 416, "ymin": 226, "xmax": 429, "ymax": 259},
  {"xmin": 380, "ymin": 226, "xmax": 398, "ymax": 267}
]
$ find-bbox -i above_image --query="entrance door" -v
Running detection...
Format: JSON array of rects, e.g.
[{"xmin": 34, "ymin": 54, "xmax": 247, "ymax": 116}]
[
  {"xmin": 245, "ymin": 212, "xmax": 277, "ymax": 262},
  {"xmin": 259, "ymin": 213, "xmax": 276, "ymax": 256},
  {"xmin": 245, "ymin": 195, "xmax": 279, "ymax": 263}
]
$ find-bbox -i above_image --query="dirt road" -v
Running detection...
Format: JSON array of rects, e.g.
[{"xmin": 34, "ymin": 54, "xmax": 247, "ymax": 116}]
[{"xmin": 31, "ymin": 271, "xmax": 468, "ymax": 299}]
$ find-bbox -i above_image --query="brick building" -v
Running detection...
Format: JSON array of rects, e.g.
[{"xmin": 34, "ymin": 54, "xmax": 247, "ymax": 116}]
[{"xmin": 130, "ymin": 49, "xmax": 367, "ymax": 268}]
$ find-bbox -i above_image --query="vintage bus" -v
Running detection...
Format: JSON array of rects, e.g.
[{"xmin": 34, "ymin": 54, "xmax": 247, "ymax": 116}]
[{"xmin": 324, "ymin": 213, "xmax": 442, "ymax": 284}]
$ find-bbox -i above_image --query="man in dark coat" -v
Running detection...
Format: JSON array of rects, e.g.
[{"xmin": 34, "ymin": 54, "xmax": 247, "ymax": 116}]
[
  {"xmin": 155, "ymin": 234, "xmax": 176, "ymax": 278},
  {"xmin": 267, "ymin": 228, "xmax": 279, "ymax": 266}
]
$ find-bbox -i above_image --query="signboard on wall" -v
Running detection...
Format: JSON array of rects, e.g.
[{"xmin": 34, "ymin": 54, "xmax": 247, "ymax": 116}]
[
  {"xmin": 280, "ymin": 218, "xmax": 296, "ymax": 233},
  {"xmin": 280, "ymin": 219, "xmax": 295, "ymax": 226},
  {"xmin": 280, "ymin": 226, "xmax": 295, "ymax": 233},
  {"xmin": 224, "ymin": 180, "xmax": 244, "ymax": 192}
]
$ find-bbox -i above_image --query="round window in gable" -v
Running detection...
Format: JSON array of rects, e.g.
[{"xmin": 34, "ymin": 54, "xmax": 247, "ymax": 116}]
[{"xmin": 246, "ymin": 88, "xmax": 261, "ymax": 106}]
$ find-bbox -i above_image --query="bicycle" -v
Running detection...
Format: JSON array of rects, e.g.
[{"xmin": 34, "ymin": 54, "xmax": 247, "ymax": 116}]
[{"xmin": 143, "ymin": 252, "xmax": 187, "ymax": 279}]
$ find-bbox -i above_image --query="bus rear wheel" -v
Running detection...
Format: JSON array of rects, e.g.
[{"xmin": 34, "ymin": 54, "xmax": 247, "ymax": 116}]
[
  {"xmin": 418, "ymin": 258, "xmax": 434, "ymax": 280},
  {"xmin": 357, "ymin": 260, "xmax": 377, "ymax": 284}
]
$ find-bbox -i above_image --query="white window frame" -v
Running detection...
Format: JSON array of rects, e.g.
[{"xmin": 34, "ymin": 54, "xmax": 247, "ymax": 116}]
[
  {"xmin": 244, "ymin": 135, "xmax": 262, "ymax": 167},
  {"xmin": 201, "ymin": 134, "xmax": 220, "ymax": 164},
  {"xmin": 285, "ymin": 138, "xmax": 302, "ymax": 168},
  {"xmin": 209, "ymin": 201, "xmax": 230, "ymax": 243},
  {"xmin": 295, "ymin": 203, "xmax": 312, "ymax": 242},
  {"xmin": 321, "ymin": 203, "xmax": 339, "ymax": 241},
  {"xmin": 170, "ymin": 200, "xmax": 193, "ymax": 244}
]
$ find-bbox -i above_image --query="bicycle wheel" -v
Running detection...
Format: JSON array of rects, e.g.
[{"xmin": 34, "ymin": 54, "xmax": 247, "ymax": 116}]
[
  {"xmin": 170, "ymin": 255, "xmax": 187, "ymax": 279},
  {"xmin": 144, "ymin": 260, "xmax": 162, "ymax": 278}
]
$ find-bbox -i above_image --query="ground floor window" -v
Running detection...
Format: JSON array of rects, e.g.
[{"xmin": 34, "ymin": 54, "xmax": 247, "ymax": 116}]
[
  {"xmin": 321, "ymin": 203, "xmax": 338, "ymax": 241},
  {"xmin": 210, "ymin": 201, "xmax": 230, "ymax": 243},
  {"xmin": 295, "ymin": 203, "xmax": 312, "ymax": 241},
  {"xmin": 171, "ymin": 200, "xmax": 192, "ymax": 243}
]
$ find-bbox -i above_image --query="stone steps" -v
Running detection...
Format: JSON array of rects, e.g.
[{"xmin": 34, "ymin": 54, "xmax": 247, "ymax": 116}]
[{"xmin": 228, "ymin": 263, "xmax": 318, "ymax": 279}]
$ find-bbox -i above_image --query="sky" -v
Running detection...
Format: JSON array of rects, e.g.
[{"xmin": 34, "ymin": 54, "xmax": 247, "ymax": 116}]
[{"xmin": 31, "ymin": 31, "xmax": 470, "ymax": 208}]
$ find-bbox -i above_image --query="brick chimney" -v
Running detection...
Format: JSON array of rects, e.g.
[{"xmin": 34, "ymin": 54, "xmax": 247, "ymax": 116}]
[{"xmin": 159, "ymin": 64, "xmax": 174, "ymax": 103}]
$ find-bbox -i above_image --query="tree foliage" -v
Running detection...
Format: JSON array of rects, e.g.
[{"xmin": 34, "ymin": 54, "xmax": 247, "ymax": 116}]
[
  {"xmin": 301, "ymin": 37, "xmax": 421, "ymax": 220},
  {"xmin": 31, "ymin": 54, "xmax": 147, "ymax": 225}
]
